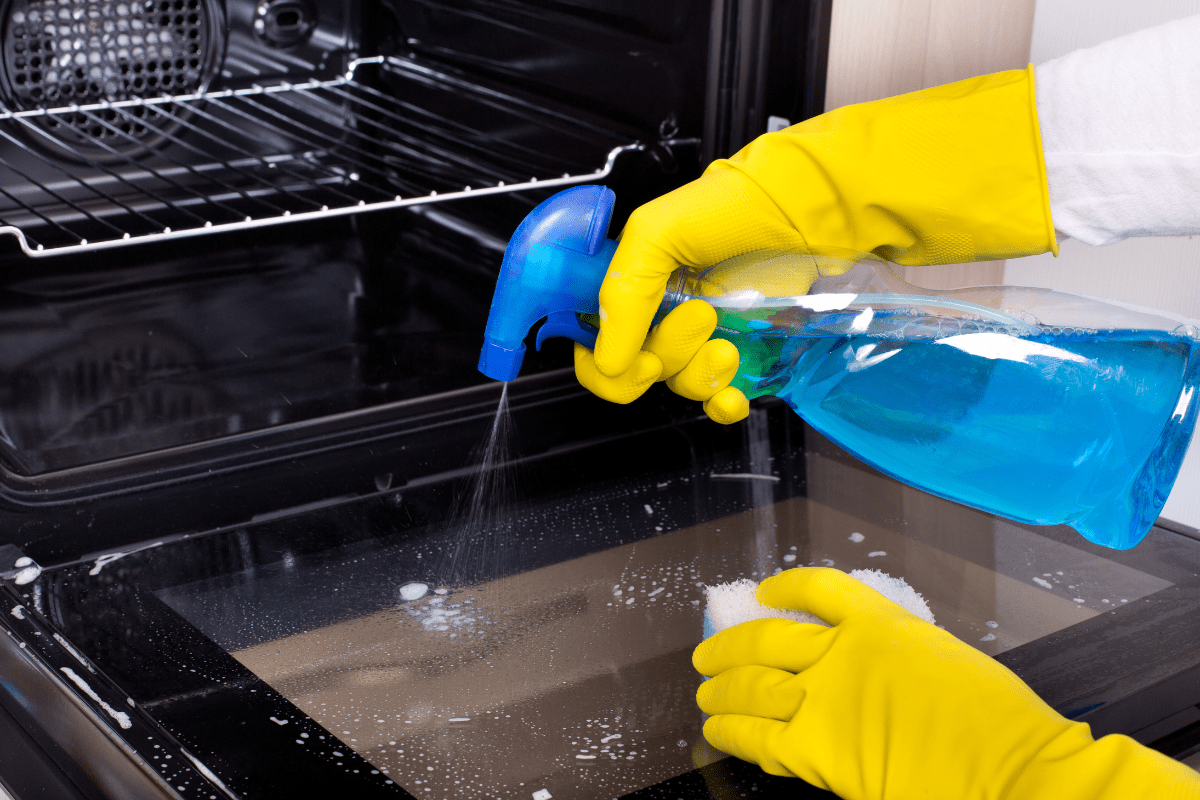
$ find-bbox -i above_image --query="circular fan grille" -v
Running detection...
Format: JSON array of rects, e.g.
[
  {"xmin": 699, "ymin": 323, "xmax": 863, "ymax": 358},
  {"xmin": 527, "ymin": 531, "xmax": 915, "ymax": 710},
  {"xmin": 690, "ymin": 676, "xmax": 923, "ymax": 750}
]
[{"xmin": 2, "ymin": 0, "xmax": 217, "ymax": 143}]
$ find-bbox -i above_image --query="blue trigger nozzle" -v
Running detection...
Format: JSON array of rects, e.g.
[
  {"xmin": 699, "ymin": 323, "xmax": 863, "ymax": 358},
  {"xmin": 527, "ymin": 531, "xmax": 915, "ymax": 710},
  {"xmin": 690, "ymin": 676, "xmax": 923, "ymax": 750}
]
[
  {"xmin": 535, "ymin": 310, "xmax": 598, "ymax": 352},
  {"xmin": 478, "ymin": 185, "xmax": 619, "ymax": 381},
  {"xmin": 477, "ymin": 341, "xmax": 525, "ymax": 383}
]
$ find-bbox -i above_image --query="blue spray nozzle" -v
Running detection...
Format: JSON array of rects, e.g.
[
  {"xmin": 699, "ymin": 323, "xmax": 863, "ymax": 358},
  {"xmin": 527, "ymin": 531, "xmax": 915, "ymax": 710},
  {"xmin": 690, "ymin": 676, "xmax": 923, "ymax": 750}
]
[{"xmin": 478, "ymin": 185, "xmax": 619, "ymax": 381}]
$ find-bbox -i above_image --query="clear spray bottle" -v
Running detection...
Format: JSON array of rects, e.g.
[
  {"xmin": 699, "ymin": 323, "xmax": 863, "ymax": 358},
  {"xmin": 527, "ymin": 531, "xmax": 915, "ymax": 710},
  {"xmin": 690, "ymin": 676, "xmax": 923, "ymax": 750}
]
[{"xmin": 480, "ymin": 186, "xmax": 1200, "ymax": 549}]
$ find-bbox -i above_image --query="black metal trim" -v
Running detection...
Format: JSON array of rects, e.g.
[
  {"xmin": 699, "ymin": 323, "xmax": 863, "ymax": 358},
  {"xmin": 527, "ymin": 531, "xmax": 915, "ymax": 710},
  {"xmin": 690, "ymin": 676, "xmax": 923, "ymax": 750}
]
[
  {"xmin": 801, "ymin": 0, "xmax": 832, "ymax": 119},
  {"xmin": 702, "ymin": 0, "xmax": 833, "ymax": 164},
  {"xmin": 0, "ymin": 578, "xmax": 409, "ymax": 799},
  {"xmin": 0, "ymin": 584, "xmax": 184, "ymax": 799},
  {"xmin": 997, "ymin": 583, "xmax": 1200, "ymax": 738},
  {"xmin": 1153, "ymin": 515, "xmax": 1200, "ymax": 544},
  {"xmin": 0, "ymin": 369, "xmax": 579, "ymax": 504}
]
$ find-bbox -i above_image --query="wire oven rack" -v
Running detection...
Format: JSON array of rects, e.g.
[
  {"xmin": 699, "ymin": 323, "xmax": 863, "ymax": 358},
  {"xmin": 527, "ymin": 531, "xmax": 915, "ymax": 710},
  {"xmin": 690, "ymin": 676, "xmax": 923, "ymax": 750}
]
[{"xmin": 0, "ymin": 56, "xmax": 648, "ymax": 257}]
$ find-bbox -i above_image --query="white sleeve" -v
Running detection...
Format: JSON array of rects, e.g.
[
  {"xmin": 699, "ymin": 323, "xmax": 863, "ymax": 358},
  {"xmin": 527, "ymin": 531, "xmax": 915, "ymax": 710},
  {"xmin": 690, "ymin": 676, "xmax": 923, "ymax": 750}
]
[{"xmin": 1035, "ymin": 14, "xmax": 1200, "ymax": 246}]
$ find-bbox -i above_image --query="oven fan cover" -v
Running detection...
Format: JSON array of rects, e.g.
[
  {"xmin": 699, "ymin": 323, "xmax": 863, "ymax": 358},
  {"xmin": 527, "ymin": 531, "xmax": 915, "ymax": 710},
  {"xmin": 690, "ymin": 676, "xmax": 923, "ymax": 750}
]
[{"xmin": 0, "ymin": 0, "xmax": 225, "ymax": 156}]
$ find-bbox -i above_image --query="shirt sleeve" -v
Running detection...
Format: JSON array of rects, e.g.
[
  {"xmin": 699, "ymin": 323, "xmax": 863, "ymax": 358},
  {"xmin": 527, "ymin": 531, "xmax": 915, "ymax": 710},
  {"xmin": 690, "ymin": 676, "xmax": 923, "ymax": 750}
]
[{"xmin": 1034, "ymin": 14, "xmax": 1200, "ymax": 246}]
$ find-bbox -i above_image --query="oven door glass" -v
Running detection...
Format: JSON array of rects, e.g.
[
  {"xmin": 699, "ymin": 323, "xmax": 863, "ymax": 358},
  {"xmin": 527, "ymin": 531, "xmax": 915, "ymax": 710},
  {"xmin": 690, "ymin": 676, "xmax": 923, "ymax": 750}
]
[{"xmin": 15, "ymin": 401, "xmax": 1200, "ymax": 799}]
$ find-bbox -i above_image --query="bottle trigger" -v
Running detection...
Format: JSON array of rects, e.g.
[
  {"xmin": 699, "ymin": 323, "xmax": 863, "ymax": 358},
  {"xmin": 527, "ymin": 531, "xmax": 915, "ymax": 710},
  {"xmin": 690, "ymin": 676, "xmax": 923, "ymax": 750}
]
[{"xmin": 535, "ymin": 310, "xmax": 598, "ymax": 351}]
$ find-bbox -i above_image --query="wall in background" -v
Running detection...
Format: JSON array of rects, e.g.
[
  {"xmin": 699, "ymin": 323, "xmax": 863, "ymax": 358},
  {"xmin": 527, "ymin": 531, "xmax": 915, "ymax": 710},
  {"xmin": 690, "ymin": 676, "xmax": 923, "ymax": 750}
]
[
  {"xmin": 824, "ymin": 0, "xmax": 1036, "ymax": 109},
  {"xmin": 1027, "ymin": 0, "xmax": 1200, "ymax": 63},
  {"xmin": 1007, "ymin": 0, "xmax": 1200, "ymax": 530}
]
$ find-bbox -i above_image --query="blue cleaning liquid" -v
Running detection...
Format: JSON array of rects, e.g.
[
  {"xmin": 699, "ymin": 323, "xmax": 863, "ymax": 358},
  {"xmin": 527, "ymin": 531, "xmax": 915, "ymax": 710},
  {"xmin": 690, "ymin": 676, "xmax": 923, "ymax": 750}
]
[{"xmin": 717, "ymin": 319, "xmax": 1200, "ymax": 549}]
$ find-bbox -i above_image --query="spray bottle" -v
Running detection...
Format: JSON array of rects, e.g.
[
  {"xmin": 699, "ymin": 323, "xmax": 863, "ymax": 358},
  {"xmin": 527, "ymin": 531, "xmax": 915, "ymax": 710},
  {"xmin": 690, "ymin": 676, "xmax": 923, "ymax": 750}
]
[{"xmin": 479, "ymin": 186, "xmax": 1200, "ymax": 549}]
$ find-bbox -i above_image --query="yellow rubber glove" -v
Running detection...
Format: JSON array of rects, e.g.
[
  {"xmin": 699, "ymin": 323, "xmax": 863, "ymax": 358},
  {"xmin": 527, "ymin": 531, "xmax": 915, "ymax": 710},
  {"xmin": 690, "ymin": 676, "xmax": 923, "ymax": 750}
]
[
  {"xmin": 693, "ymin": 568, "xmax": 1200, "ymax": 800},
  {"xmin": 574, "ymin": 298, "xmax": 750, "ymax": 424},
  {"xmin": 587, "ymin": 66, "xmax": 1057, "ymax": 421}
]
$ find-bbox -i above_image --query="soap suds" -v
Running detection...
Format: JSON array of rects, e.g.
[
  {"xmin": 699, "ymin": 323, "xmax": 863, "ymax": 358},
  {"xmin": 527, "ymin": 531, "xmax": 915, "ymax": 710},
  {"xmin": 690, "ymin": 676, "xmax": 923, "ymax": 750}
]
[
  {"xmin": 1033, "ymin": 577, "xmax": 1053, "ymax": 590},
  {"xmin": 60, "ymin": 667, "xmax": 131, "ymax": 729},
  {"xmin": 10, "ymin": 605, "xmax": 23, "ymax": 620},
  {"xmin": 89, "ymin": 552, "xmax": 130, "ymax": 576},
  {"xmin": 13, "ymin": 563, "xmax": 41, "ymax": 585},
  {"xmin": 401, "ymin": 592, "xmax": 486, "ymax": 636},
  {"xmin": 398, "ymin": 582, "xmax": 430, "ymax": 602},
  {"xmin": 87, "ymin": 542, "xmax": 163, "ymax": 576},
  {"xmin": 562, "ymin": 716, "xmax": 645, "ymax": 768},
  {"xmin": 848, "ymin": 532, "xmax": 865, "ymax": 543},
  {"xmin": 181, "ymin": 748, "xmax": 235, "ymax": 795},
  {"xmin": 609, "ymin": 561, "xmax": 704, "ymax": 611},
  {"xmin": 53, "ymin": 633, "xmax": 94, "ymax": 672}
]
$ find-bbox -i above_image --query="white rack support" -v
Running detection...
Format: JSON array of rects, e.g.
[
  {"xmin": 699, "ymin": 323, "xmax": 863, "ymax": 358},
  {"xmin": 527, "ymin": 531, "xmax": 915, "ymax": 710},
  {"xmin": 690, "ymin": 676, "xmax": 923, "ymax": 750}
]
[{"xmin": 0, "ymin": 56, "xmax": 651, "ymax": 257}]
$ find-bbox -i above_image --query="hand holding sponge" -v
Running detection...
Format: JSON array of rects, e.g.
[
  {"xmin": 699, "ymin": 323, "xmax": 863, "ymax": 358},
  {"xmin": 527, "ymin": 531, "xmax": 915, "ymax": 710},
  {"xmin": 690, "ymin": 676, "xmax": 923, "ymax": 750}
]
[{"xmin": 695, "ymin": 567, "xmax": 1200, "ymax": 800}]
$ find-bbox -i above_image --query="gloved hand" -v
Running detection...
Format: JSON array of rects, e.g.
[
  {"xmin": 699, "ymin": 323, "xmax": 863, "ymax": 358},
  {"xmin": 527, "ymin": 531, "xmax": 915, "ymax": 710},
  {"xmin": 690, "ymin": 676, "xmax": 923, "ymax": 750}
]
[
  {"xmin": 574, "ymin": 298, "xmax": 749, "ymax": 423},
  {"xmin": 584, "ymin": 66, "xmax": 1058, "ymax": 424},
  {"xmin": 693, "ymin": 568, "xmax": 1200, "ymax": 800}
]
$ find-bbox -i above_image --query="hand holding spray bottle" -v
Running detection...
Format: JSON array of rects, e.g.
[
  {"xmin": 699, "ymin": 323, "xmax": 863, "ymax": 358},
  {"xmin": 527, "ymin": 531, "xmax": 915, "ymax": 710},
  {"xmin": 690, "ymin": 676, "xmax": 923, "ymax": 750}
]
[{"xmin": 479, "ymin": 184, "xmax": 1200, "ymax": 550}]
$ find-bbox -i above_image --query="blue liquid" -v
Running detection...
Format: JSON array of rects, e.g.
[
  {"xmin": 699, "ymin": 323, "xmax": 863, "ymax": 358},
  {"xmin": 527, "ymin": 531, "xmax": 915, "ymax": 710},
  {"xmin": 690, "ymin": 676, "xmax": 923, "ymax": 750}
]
[{"xmin": 719, "ymin": 324, "xmax": 1200, "ymax": 549}]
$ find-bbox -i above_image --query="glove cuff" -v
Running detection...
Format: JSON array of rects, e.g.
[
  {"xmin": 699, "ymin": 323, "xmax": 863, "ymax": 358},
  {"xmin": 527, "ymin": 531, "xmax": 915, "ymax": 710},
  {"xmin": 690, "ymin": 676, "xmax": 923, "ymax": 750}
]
[
  {"xmin": 1007, "ymin": 728, "xmax": 1200, "ymax": 800},
  {"xmin": 719, "ymin": 65, "xmax": 1059, "ymax": 266}
]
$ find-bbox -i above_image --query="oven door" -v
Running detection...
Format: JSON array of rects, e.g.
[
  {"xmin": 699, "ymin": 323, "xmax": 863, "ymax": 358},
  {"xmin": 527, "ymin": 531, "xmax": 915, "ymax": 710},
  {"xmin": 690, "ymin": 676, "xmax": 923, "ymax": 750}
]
[{"xmin": 2, "ymin": 395, "xmax": 1200, "ymax": 799}]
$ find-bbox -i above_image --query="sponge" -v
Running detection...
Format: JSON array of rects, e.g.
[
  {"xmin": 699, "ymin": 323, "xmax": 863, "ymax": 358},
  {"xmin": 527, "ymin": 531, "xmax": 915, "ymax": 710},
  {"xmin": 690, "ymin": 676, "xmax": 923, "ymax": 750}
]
[{"xmin": 702, "ymin": 569, "xmax": 935, "ymax": 639}]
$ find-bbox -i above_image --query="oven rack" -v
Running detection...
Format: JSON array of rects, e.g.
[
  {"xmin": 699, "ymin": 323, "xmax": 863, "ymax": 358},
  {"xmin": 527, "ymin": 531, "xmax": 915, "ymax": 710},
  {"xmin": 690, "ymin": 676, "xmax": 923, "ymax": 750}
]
[{"xmin": 0, "ymin": 56, "xmax": 649, "ymax": 257}]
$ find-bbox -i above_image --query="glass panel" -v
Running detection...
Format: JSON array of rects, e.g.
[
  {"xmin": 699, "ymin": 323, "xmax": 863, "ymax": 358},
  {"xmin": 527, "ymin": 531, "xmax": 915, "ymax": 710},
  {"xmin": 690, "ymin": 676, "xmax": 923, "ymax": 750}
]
[{"xmin": 157, "ymin": 438, "xmax": 1171, "ymax": 799}]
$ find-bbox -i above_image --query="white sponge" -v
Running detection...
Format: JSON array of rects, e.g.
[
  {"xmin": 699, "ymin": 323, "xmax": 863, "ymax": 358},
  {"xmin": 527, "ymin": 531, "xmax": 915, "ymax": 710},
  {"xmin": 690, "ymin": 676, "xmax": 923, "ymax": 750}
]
[{"xmin": 703, "ymin": 569, "xmax": 935, "ymax": 638}]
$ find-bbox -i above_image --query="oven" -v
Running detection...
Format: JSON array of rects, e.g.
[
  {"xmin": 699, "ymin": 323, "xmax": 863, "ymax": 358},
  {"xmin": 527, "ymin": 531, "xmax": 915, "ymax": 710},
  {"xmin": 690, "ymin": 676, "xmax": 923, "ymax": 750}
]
[{"xmin": 0, "ymin": 2, "xmax": 1199, "ymax": 799}]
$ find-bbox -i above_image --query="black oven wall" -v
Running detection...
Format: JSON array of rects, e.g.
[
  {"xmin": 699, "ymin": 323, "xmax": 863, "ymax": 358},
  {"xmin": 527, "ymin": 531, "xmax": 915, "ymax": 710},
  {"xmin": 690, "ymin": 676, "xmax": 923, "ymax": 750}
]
[
  {"xmin": 377, "ymin": 0, "xmax": 831, "ymax": 169},
  {"xmin": 378, "ymin": 0, "xmax": 712, "ymax": 145}
]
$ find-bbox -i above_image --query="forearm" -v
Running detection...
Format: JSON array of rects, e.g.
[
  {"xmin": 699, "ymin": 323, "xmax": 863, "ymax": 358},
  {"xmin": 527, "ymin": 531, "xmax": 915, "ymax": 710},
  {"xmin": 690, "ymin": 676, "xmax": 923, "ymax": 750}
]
[{"xmin": 1035, "ymin": 14, "xmax": 1200, "ymax": 245}]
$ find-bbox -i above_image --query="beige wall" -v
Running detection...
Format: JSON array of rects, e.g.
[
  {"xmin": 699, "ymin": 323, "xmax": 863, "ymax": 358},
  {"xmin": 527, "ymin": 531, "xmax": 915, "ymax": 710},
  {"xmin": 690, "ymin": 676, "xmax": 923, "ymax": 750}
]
[
  {"xmin": 825, "ymin": 0, "xmax": 1038, "ymax": 110},
  {"xmin": 824, "ymin": 0, "xmax": 1038, "ymax": 290}
]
